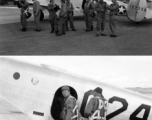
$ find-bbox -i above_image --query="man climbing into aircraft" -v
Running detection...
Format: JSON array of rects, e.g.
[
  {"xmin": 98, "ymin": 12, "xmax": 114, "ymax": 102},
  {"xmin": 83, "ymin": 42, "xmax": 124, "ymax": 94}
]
[
  {"xmin": 95, "ymin": 0, "xmax": 107, "ymax": 37},
  {"xmin": 32, "ymin": 0, "xmax": 42, "ymax": 32},
  {"xmin": 65, "ymin": 0, "xmax": 77, "ymax": 31},
  {"xmin": 19, "ymin": 0, "xmax": 29, "ymax": 32},
  {"xmin": 60, "ymin": 86, "xmax": 78, "ymax": 120},
  {"xmin": 84, "ymin": 87, "xmax": 108, "ymax": 120},
  {"xmin": 106, "ymin": 0, "xmax": 119, "ymax": 37}
]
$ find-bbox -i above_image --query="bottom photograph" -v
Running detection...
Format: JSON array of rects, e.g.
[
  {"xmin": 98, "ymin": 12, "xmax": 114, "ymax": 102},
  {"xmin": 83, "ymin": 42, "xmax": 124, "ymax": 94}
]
[{"xmin": 0, "ymin": 56, "xmax": 152, "ymax": 120}]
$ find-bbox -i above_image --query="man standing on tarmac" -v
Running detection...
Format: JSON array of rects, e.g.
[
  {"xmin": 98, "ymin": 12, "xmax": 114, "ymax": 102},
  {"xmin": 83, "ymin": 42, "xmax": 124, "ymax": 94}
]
[
  {"xmin": 19, "ymin": 0, "xmax": 29, "ymax": 32},
  {"xmin": 106, "ymin": 0, "xmax": 119, "ymax": 37},
  {"xmin": 60, "ymin": 86, "xmax": 77, "ymax": 120},
  {"xmin": 95, "ymin": 0, "xmax": 107, "ymax": 37},
  {"xmin": 32, "ymin": 0, "xmax": 41, "ymax": 32},
  {"xmin": 56, "ymin": 0, "xmax": 67, "ymax": 36},
  {"xmin": 65, "ymin": 0, "xmax": 77, "ymax": 31},
  {"xmin": 48, "ymin": 0, "xmax": 57, "ymax": 33},
  {"xmin": 83, "ymin": 0, "xmax": 94, "ymax": 32}
]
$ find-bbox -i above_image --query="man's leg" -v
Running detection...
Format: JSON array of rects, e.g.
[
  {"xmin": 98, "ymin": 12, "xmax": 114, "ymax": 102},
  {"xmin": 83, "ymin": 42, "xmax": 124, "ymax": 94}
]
[
  {"xmin": 110, "ymin": 15, "xmax": 117, "ymax": 37},
  {"xmin": 65, "ymin": 15, "xmax": 69, "ymax": 31},
  {"xmin": 57, "ymin": 17, "xmax": 65, "ymax": 35},
  {"xmin": 96, "ymin": 17, "xmax": 101, "ymax": 36},
  {"xmin": 36, "ymin": 12, "xmax": 41, "ymax": 31},
  {"xmin": 101, "ymin": 17, "xmax": 106, "ymax": 36}
]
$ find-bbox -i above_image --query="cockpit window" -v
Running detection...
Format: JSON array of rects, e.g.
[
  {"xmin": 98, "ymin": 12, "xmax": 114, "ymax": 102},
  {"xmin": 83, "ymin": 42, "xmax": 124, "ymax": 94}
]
[{"xmin": 13, "ymin": 72, "xmax": 20, "ymax": 80}]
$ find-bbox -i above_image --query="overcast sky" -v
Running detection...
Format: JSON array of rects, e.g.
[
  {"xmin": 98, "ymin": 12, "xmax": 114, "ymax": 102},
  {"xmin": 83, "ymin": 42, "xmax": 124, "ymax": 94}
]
[{"xmin": 5, "ymin": 56, "xmax": 152, "ymax": 88}]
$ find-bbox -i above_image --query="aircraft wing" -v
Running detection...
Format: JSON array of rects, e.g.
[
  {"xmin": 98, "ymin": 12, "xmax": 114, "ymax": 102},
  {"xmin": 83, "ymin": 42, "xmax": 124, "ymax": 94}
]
[
  {"xmin": 126, "ymin": 87, "xmax": 152, "ymax": 95},
  {"xmin": 0, "ymin": 98, "xmax": 32, "ymax": 120}
]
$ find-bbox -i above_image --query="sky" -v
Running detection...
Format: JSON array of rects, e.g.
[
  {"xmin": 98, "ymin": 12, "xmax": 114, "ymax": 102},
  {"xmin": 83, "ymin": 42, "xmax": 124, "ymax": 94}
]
[{"xmin": 4, "ymin": 56, "xmax": 152, "ymax": 88}]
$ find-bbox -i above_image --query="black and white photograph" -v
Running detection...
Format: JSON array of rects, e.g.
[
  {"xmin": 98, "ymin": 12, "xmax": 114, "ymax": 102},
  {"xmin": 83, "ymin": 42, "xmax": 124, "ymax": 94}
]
[
  {"xmin": 0, "ymin": 56, "xmax": 152, "ymax": 120},
  {"xmin": 0, "ymin": 0, "xmax": 152, "ymax": 55}
]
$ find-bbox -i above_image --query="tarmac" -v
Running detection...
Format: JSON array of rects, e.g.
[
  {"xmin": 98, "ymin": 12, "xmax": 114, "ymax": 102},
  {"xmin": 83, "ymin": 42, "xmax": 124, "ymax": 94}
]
[{"xmin": 1, "ymin": 5, "xmax": 152, "ymax": 55}]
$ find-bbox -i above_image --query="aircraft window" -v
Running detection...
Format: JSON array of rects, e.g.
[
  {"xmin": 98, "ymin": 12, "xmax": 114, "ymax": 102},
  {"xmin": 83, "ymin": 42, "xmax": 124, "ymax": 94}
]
[
  {"xmin": 51, "ymin": 86, "xmax": 78, "ymax": 119},
  {"xmin": 31, "ymin": 77, "xmax": 39, "ymax": 85},
  {"xmin": 13, "ymin": 72, "xmax": 20, "ymax": 80}
]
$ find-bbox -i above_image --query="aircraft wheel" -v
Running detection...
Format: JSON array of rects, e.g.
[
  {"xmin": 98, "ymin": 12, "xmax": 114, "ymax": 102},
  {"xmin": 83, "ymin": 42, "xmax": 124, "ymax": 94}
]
[{"xmin": 40, "ymin": 10, "xmax": 44, "ymax": 21}]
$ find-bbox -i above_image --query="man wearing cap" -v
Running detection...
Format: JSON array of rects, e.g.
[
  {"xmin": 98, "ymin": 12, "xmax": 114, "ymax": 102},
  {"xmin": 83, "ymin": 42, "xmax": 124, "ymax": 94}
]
[
  {"xmin": 48, "ymin": 0, "xmax": 58, "ymax": 33},
  {"xmin": 56, "ymin": 0, "xmax": 67, "ymax": 36},
  {"xmin": 65, "ymin": 0, "xmax": 76, "ymax": 31},
  {"xmin": 106, "ymin": 0, "xmax": 119, "ymax": 37},
  {"xmin": 84, "ymin": 87, "xmax": 107, "ymax": 120},
  {"xmin": 19, "ymin": 0, "xmax": 29, "ymax": 32},
  {"xmin": 60, "ymin": 86, "xmax": 77, "ymax": 120},
  {"xmin": 32, "ymin": 0, "xmax": 42, "ymax": 32}
]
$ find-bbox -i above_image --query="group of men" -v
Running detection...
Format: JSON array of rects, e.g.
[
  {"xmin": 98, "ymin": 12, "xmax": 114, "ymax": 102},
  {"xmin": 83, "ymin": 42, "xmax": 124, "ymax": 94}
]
[
  {"xmin": 19, "ymin": 0, "xmax": 119, "ymax": 37},
  {"xmin": 60, "ymin": 86, "xmax": 108, "ymax": 120},
  {"xmin": 83, "ymin": 0, "xmax": 119, "ymax": 37}
]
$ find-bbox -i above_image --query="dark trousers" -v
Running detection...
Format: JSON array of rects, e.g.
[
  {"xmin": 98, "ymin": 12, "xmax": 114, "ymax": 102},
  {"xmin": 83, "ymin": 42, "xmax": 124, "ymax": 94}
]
[
  {"xmin": 109, "ymin": 15, "xmax": 117, "ymax": 35},
  {"xmin": 50, "ymin": 18, "xmax": 56, "ymax": 31},
  {"xmin": 65, "ymin": 13, "xmax": 74, "ymax": 29},
  {"xmin": 58, "ymin": 17, "xmax": 66, "ymax": 34},
  {"xmin": 34, "ymin": 11, "xmax": 41, "ymax": 30},
  {"xmin": 84, "ymin": 13, "xmax": 92, "ymax": 30},
  {"xmin": 96, "ymin": 17, "xmax": 105, "ymax": 33},
  {"xmin": 21, "ymin": 13, "xmax": 27, "ymax": 29}
]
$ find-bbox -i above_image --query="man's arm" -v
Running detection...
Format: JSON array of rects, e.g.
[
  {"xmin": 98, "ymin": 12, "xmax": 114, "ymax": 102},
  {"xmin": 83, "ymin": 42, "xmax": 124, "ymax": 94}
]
[{"xmin": 107, "ymin": 3, "xmax": 119, "ymax": 10}]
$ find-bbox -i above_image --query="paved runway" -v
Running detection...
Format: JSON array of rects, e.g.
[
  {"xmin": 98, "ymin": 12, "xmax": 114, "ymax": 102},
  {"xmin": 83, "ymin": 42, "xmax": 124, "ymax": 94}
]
[{"xmin": 1, "ymin": 6, "xmax": 152, "ymax": 55}]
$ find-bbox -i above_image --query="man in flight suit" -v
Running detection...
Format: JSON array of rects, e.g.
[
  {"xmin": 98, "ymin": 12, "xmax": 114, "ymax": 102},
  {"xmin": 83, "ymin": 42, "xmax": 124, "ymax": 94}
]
[
  {"xmin": 84, "ymin": 0, "xmax": 94, "ymax": 32},
  {"xmin": 56, "ymin": 0, "xmax": 67, "ymax": 36},
  {"xmin": 48, "ymin": 0, "xmax": 58, "ymax": 33},
  {"xmin": 32, "ymin": 0, "xmax": 41, "ymax": 32},
  {"xmin": 19, "ymin": 0, "xmax": 29, "ymax": 32},
  {"xmin": 95, "ymin": 0, "xmax": 107, "ymax": 37},
  {"xmin": 106, "ymin": 0, "xmax": 119, "ymax": 37},
  {"xmin": 60, "ymin": 86, "xmax": 77, "ymax": 120},
  {"xmin": 84, "ymin": 87, "xmax": 106, "ymax": 120},
  {"xmin": 65, "ymin": 0, "xmax": 76, "ymax": 31}
]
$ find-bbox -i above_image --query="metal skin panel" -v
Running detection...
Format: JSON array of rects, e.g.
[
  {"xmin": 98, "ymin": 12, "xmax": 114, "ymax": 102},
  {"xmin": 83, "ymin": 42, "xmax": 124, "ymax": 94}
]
[{"xmin": 127, "ymin": 0, "xmax": 147, "ymax": 22}]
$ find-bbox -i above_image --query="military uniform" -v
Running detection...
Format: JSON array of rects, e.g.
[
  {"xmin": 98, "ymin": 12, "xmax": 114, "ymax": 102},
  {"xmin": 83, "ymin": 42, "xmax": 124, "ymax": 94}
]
[
  {"xmin": 60, "ymin": 86, "xmax": 78, "ymax": 120},
  {"xmin": 65, "ymin": 1, "xmax": 76, "ymax": 31},
  {"xmin": 84, "ymin": 96, "xmax": 107, "ymax": 120},
  {"xmin": 33, "ymin": 0, "xmax": 41, "ymax": 31},
  {"xmin": 107, "ymin": 2, "xmax": 119, "ymax": 37},
  {"xmin": 84, "ymin": 0, "xmax": 95, "ymax": 32},
  {"xmin": 56, "ymin": 0, "xmax": 67, "ymax": 36},
  {"xmin": 19, "ymin": 0, "xmax": 29, "ymax": 32},
  {"xmin": 48, "ymin": 1, "xmax": 58, "ymax": 33},
  {"xmin": 95, "ymin": 1, "xmax": 107, "ymax": 36}
]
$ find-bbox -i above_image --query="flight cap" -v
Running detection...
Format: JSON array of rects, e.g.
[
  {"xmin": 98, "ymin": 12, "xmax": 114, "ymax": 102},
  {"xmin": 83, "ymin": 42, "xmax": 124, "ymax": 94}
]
[{"xmin": 61, "ymin": 86, "xmax": 70, "ymax": 91}]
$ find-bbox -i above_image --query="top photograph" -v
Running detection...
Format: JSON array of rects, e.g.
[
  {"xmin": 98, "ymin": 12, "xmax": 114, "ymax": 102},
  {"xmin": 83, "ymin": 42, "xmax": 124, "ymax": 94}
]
[{"xmin": 0, "ymin": 0, "xmax": 152, "ymax": 55}]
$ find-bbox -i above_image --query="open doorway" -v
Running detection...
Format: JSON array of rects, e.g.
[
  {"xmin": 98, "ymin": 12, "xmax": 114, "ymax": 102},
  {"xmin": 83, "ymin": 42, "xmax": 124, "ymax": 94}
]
[{"xmin": 51, "ymin": 86, "xmax": 78, "ymax": 120}]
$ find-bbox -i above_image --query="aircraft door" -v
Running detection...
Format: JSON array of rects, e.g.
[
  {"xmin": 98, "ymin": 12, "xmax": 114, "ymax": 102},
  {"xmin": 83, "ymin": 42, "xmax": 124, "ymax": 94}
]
[{"xmin": 51, "ymin": 86, "xmax": 78, "ymax": 120}]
